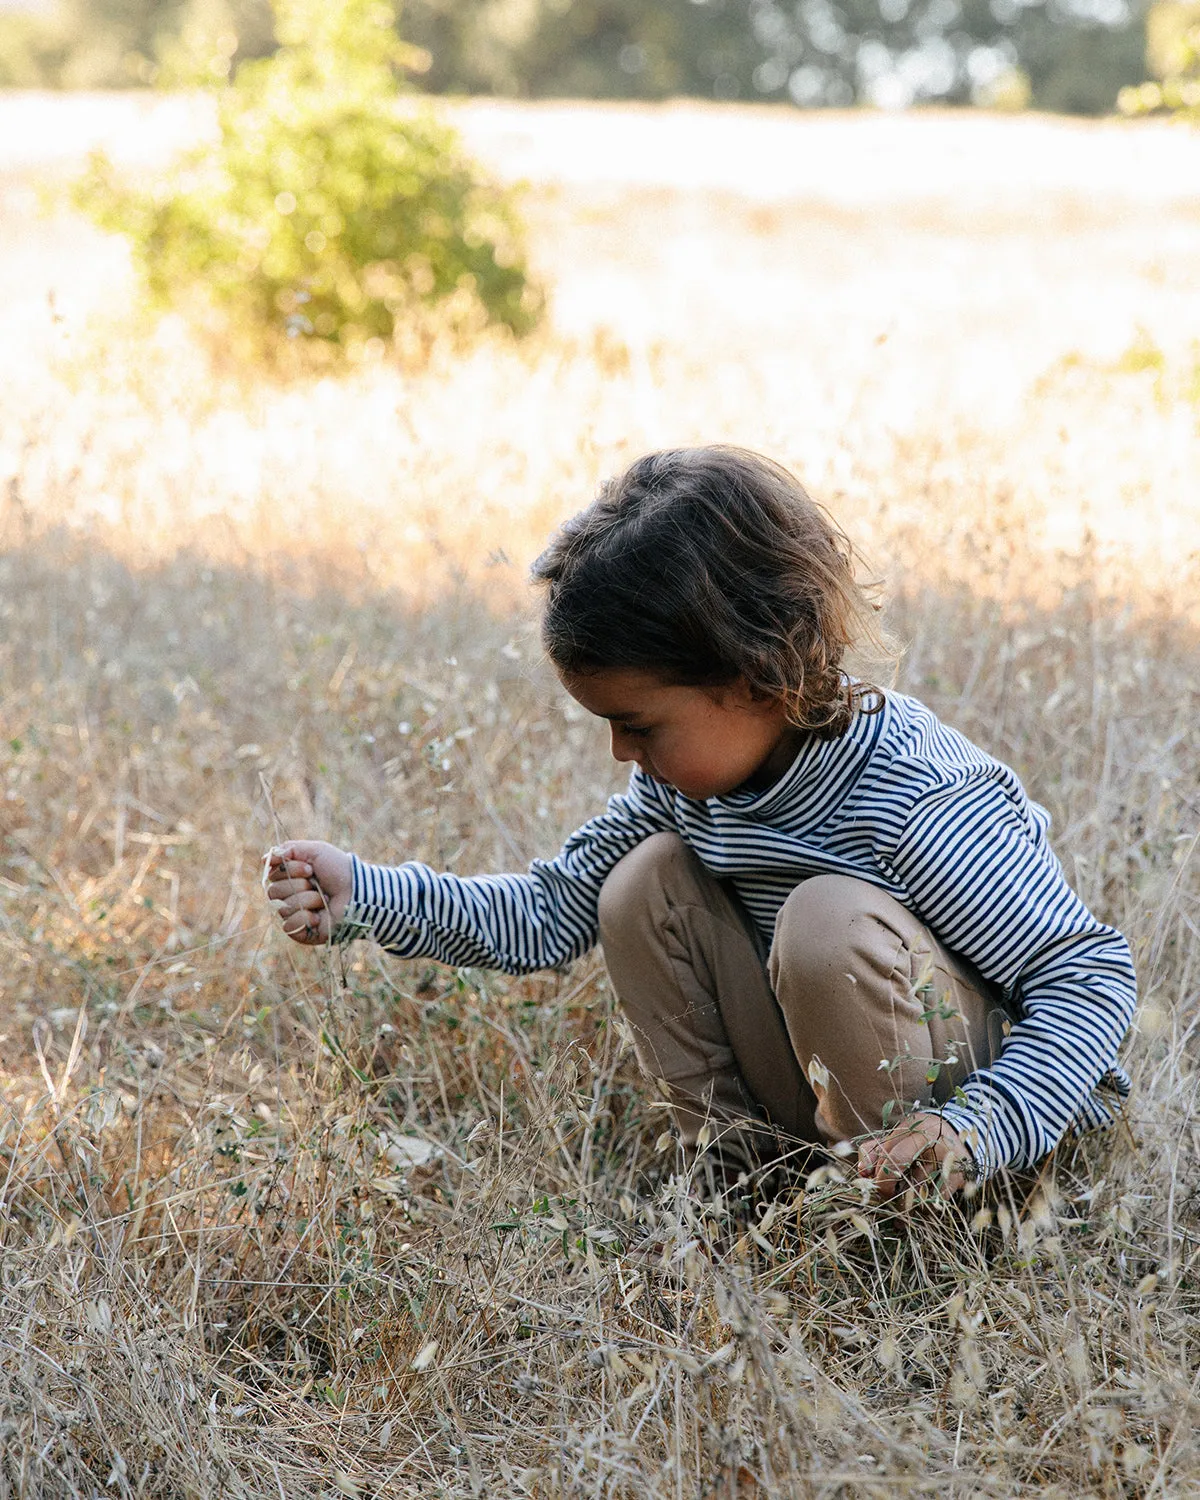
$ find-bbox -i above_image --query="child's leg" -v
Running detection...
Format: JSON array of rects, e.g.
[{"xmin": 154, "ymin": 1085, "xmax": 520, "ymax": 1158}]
[
  {"xmin": 768, "ymin": 874, "xmax": 1006, "ymax": 1145},
  {"xmin": 598, "ymin": 833, "xmax": 818, "ymax": 1168}
]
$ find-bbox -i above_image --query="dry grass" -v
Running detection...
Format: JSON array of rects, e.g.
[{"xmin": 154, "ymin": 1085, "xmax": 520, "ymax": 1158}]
[{"xmin": 1, "ymin": 95, "xmax": 1199, "ymax": 1497}]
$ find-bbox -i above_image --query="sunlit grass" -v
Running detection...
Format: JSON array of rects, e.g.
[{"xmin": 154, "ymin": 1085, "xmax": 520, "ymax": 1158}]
[
  {"xmin": 4, "ymin": 95, "xmax": 1199, "ymax": 609},
  {"xmin": 0, "ymin": 95, "xmax": 1198, "ymax": 1497}
]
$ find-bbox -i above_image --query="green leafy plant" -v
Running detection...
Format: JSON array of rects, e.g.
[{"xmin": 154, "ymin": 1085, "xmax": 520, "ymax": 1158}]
[
  {"xmin": 1119, "ymin": 0, "xmax": 1200, "ymax": 118},
  {"xmin": 76, "ymin": 0, "xmax": 542, "ymax": 363}
]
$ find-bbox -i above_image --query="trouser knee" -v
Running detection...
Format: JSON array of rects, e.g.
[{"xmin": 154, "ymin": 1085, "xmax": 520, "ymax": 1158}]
[
  {"xmin": 769, "ymin": 874, "xmax": 897, "ymax": 996},
  {"xmin": 769, "ymin": 873, "xmax": 995, "ymax": 1140},
  {"xmin": 596, "ymin": 832, "xmax": 796, "ymax": 1151},
  {"xmin": 597, "ymin": 832, "xmax": 692, "ymax": 941}
]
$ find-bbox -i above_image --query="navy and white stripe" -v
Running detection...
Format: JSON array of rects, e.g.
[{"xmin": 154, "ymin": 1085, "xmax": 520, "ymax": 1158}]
[{"xmin": 344, "ymin": 690, "xmax": 1136, "ymax": 1179}]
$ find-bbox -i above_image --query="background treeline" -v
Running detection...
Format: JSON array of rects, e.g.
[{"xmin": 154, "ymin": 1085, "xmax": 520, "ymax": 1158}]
[{"xmin": 0, "ymin": 0, "xmax": 1177, "ymax": 114}]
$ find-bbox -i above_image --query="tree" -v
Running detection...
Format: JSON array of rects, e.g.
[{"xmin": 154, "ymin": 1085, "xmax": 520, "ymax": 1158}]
[
  {"xmin": 75, "ymin": 0, "xmax": 542, "ymax": 364},
  {"xmin": 0, "ymin": 0, "xmax": 190, "ymax": 87},
  {"xmin": 1119, "ymin": 0, "xmax": 1200, "ymax": 116},
  {"xmin": 2, "ymin": 0, "xmax": 1149, "ymax": 112},
  {"xmin": 399, "ymin": 0, "xmax": 1147, "ymax": 113}
]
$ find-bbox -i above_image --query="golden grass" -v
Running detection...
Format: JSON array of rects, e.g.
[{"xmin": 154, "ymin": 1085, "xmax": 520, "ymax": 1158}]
[{"xmin": 1, "ymin": 95, "xmax": 1199, "ymax": 1497}]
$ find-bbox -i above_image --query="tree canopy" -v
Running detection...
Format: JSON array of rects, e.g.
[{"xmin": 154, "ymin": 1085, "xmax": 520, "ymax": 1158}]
[
  {"xmin": 0, "ymin": 0, "xmax": 1150, "ymax": 113},
  {"xmin": 73, "ymin": 0, "xmax": 542, "ymax": 364}
]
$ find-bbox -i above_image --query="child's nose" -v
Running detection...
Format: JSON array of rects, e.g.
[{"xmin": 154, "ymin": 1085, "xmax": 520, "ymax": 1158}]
[{"xmin": 609, "ymin": 725, "xmax": 639, "ymax": 766}]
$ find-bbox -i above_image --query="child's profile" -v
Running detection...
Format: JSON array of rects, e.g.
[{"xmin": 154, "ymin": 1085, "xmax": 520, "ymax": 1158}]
[{"xmin": 264, "ymin": 445, "xmax": 1135, "ymax": 1200}]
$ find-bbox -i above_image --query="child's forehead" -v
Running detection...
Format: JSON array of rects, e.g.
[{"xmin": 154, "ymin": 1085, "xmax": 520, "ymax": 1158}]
[{"xmin": 560, "ymin": 667, "xmax": 684, "ymax": 719}]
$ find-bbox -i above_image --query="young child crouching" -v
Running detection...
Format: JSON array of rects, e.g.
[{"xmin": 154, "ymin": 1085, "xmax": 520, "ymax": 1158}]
[{"xmin": 265, "ymin": 446, "xmax": 1135, "ymax": 1197}]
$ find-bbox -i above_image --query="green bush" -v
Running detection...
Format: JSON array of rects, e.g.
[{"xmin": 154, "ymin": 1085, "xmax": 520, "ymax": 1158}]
[
  {"xmin": 76, "ymin": 0, "xmax": 542, "ymax": 362},
  {"xmin": 1118, "ymin": 1, "xmax": 1200, "ymax": 119}
]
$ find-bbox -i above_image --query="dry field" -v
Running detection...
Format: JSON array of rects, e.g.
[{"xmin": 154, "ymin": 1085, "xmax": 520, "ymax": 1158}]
[{"xmin": 1, "ymin": 92, "xmax": 1199, "ymax": 1497}]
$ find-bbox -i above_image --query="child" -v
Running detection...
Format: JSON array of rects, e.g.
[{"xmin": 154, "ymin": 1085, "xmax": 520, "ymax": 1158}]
[{"xmin": 265, "ymin": 446, "xmax": 1136, "ymax": 1196}]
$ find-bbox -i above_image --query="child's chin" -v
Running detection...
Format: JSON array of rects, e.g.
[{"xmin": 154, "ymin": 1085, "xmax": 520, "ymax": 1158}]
[
  {"xmin": 649, "ymin": 771, "xmax": 723, "ymax": 800},
  {"xmin": 668, "ymin": 779, "xmax": 718, "ymax": 801}
]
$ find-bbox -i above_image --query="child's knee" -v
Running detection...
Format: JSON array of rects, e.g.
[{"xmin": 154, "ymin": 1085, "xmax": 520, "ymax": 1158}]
[
  {"xmin": 770, "ymin": 874, "xmax": 893, "ymax": 994},
  {"xmin": 597, "ymin": 831, "xmax": 691, "ymax": 937}
]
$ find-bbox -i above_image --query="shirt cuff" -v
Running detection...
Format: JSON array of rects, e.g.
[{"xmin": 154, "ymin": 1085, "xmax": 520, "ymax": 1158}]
[
  {"xmin": 327, "ymin": 855, "xmax": 373, "ymax": 945},
  {"xmin": 936, "ymin": 1062, "xmax": 1133, "ymax": 1182},
  {"xmin": 931, "ymin": 1100, "xmax": 994, "ymax": 1180},
  {"xmin": 329, "ymin": 854, "xmax": 429, "ymax": 956},
  {"xmin": 935, "ymin": 1082, "xmax": 1042, "ymax": 1181}
]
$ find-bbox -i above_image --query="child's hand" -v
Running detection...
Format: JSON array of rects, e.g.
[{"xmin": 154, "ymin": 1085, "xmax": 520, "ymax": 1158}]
[
  {"xmin": 263, "ymin": 840, "xmax": 353, "ymax": 945},
  {"xmin": 857, "ymin": 1113, "xmax": 973, "ymax": 1199}
]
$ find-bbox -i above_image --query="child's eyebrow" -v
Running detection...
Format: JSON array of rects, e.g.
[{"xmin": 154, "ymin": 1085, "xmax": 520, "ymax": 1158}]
[{"xmin": 600, "ymin": 710, "xmax": 644, "ymax": 723}]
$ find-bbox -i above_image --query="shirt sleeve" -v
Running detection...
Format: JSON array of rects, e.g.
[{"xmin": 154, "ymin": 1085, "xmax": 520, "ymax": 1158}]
[
  {"xmin": 337, "ymin": 771, "xmax": 676, "ymax": 974},
  {"xmin": 888, "ymin": 772, "xmax": 1137, "ymax": 1178}
]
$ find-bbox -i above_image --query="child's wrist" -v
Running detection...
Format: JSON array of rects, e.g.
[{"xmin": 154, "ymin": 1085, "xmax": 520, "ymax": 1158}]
[{"xmin": 328, "ymin": 856, "xmax": 367, "ymax": 944}]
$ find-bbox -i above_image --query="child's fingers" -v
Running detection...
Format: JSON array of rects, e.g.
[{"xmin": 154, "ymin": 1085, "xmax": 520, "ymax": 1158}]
[
  {"xmin": 857, "ymin": 1135, "xmax": 890, "ymax": 1171},
  {"xmin": 275, "ymin": 888, "xmax": 326, "ymax": 922},
  {"xmin": 272, "ymin": 840, "xmax": 327, "ymax": 868},
  {"xmin": 283, "ymin": 917, "xmax": 329, "ymax": 944},
  {"xmin": 266, "ymin": 874, "xmax": 317, "ymax": 903},
  {"xmin": 869, "ymin": 1157, "xmax": 915, "ymax": 1200},
  {"xmin": 263, "ymin": 845, "xmax": 337, "ymax": 946},
  {"xmin": 861, "ymin": 1135, "xmax": 937, "ymax": 1199},
  {"xmin": 281, "ymin": 901, "xmax": 330, "ymax": 942},
  {"xmin": 263, "ymin": 844, "xmax": 312, "ymax": 866}
]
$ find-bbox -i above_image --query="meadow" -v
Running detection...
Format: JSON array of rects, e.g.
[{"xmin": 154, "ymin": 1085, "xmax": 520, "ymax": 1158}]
[{"xmin": 1, "ymin": 92, "xmax": 1199, "ymax": 1497}]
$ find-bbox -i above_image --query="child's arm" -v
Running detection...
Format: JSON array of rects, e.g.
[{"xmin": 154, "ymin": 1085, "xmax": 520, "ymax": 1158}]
[
  {"xmin": 264, "ymin": 774, "xmax": 675, "ymax": 971},
  {"xmin": 885, "ymin": 773, "xmax": 1136, "ymax": 1181}
]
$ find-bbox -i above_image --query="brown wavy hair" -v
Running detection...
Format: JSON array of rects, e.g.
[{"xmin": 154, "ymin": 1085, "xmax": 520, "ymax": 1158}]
[{"xmin": 531, "ymin": 446, "xmax": 891, "ymax": 738}]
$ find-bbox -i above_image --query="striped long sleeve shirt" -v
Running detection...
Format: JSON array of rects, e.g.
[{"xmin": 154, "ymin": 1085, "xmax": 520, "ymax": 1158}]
[{"xmin": 343, "ymin": 689, "xmax": 1136, "ymax": 1179}]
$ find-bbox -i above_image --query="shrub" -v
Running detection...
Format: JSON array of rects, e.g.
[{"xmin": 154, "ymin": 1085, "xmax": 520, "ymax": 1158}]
[
  {"xmin": 76, "ymin": 0, "xmax": 543, "ymax": 362},
  {"xmin": 1118, "ymin": 0, "xmax": 1200, "ymax": 119}
]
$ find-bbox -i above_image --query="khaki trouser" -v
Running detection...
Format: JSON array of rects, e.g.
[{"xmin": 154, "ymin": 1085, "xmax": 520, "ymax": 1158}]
[{"xmin": 598, "ymin": 832, "xmax": 1008, "ymax": 1169}]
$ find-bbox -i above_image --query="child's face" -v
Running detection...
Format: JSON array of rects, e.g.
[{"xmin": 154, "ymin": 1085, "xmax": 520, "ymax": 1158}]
[{"xmin": 561, "ymin": 668, "xmax": 800, "ymax": 801}]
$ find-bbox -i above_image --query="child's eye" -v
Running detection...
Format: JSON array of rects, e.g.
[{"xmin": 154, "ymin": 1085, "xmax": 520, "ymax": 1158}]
[{"xmin": 623, "ymin": 725, "xmax": 653, "ymax": 739}]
